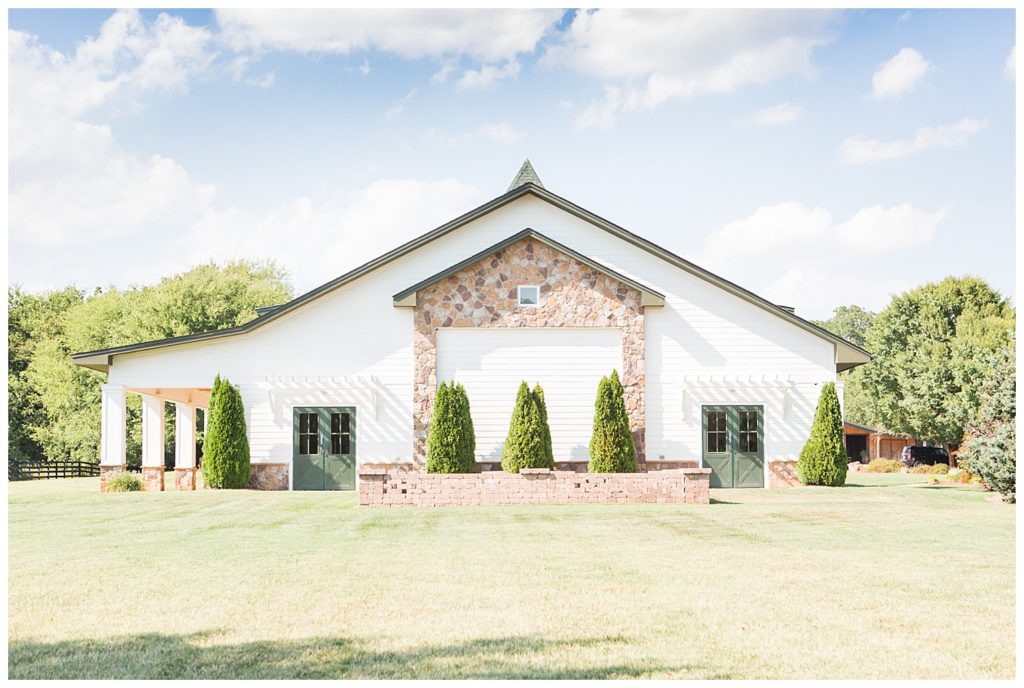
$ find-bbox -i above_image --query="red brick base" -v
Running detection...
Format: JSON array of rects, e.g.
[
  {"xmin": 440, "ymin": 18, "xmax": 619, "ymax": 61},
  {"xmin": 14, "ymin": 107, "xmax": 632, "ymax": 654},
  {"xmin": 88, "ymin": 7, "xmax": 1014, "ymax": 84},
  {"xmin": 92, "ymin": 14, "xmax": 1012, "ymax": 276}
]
[
  {"xmin": 359, "ymin": 464, "xmax": 711, "ymax": 507},
  {"xmin": 769, "ymin": 460, "xmax": 802, "ymax": 488}
]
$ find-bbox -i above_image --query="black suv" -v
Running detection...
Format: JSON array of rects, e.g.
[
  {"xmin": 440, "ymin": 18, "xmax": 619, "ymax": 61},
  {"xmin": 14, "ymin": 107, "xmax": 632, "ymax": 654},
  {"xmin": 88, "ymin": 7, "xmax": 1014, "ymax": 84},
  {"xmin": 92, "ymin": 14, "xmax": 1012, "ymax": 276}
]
[{"xmin": 900, "ymin": 445, "xmax": 949, "ymax": 467}]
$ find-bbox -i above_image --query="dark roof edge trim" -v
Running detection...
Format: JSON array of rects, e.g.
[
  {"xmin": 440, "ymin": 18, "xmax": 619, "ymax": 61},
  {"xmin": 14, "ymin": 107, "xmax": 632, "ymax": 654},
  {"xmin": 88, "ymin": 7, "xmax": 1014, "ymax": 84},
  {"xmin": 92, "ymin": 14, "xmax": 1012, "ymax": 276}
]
[
  {"xmin": 73, "ymin": 181, "xmax": 870, "ymax": 368},
  {"xmin": 391, "ymin": 228, "xmax": 665, "ymax": 304}
]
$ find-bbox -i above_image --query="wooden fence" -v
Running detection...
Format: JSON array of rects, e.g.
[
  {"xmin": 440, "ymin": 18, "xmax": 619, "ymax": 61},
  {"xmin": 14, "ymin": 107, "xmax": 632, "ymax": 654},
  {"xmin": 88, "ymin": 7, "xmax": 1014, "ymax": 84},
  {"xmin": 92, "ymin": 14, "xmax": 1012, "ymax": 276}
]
[{"xmin": 8, "ymin": 460, "xmax": 101, "ymax": 481}]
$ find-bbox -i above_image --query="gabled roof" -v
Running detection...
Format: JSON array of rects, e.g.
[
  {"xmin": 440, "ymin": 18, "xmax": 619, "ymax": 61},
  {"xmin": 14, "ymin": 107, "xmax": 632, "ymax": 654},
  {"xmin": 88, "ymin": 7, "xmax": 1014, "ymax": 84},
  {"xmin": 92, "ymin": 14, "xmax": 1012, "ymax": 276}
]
[
  {"xmin": 73, "ymin": 179, "xmax": 871, "ymax": 373},
  {"xmin": 391, "ymin": 228, "xmax": 665, "ymax": 308},
  {"xmin": 507, "ymin": 159, "xmax": 544, "ymax": 191}
]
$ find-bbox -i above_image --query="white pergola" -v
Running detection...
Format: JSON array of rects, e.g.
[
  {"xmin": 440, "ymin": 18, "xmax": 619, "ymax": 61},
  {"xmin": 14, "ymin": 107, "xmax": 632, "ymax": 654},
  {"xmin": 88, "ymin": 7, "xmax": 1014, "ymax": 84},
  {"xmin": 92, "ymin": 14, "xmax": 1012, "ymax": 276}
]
[{"xmin": 100, "ymin": 384, "xmax": 212, "ymax": 491}]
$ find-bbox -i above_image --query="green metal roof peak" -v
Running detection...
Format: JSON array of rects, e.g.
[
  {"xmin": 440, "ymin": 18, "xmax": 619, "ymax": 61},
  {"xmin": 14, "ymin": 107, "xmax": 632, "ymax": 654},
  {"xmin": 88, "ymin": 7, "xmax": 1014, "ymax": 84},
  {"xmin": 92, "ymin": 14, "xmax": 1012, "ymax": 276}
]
[{"xmin": 507, "ymin": 159, "xmax": 544, "ymax": 191}]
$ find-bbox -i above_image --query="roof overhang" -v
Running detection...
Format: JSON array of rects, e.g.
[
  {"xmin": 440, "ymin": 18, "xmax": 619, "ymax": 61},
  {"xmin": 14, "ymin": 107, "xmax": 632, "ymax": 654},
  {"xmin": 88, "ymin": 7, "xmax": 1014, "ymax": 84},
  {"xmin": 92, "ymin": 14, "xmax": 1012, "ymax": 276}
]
[
  {"xmin": 391, "ymin": 228, "xmax": 666, "ymax": 309},
  {"xmin": 72, "ymin": 182, "xmax": 870, "ymax": 374}
]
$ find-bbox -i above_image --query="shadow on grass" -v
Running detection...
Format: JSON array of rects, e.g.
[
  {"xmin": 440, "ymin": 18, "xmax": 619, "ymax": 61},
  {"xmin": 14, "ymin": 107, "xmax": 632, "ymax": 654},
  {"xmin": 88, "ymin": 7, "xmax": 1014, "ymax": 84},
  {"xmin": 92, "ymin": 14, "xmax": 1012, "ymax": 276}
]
[{"xmin": 9, "ymin": 633, "xmax": 710, "ymax": 680}]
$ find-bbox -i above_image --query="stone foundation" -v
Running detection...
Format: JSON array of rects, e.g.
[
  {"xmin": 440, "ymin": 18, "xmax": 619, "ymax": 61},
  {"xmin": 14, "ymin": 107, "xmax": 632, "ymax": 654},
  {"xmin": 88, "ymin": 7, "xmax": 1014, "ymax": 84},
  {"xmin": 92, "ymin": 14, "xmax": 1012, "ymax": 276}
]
[
  {"xmin": 246, "ymin": 463, "xmax": 289, "ymax": 490},
  {"xmin": 769, "ymin": 460, "xmax": 802, "ymax": 488},
  {"xmin": 175, "ymin": 467, "xmax": 197, "ymax": 491},
  {"xmin": 359, "ymin": 464, "xmax": 710, "ymax": 507},
  {"xmin": 99, "ymin": 464, "xmax": 126, "ymax": 493},
  {"xmin": 140, "ymin": 466, "xmax": 165, "ymax": 492}
]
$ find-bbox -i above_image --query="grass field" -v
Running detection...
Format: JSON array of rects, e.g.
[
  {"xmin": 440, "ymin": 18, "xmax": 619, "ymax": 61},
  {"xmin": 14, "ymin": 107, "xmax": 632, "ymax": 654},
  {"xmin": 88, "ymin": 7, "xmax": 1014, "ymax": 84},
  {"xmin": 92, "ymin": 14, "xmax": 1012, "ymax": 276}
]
[{"xmin": 7, "ymin": 472, "xmax": 1015, "ymax": 679}]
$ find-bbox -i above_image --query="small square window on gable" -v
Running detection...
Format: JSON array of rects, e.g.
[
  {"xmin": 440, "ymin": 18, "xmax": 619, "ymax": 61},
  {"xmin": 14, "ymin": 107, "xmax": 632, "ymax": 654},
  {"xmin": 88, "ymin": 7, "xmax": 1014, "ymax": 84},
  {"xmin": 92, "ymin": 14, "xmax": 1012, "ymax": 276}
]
[{"xmin": 517, "ymin": 285, "xmax": 540, "ymax": 307}]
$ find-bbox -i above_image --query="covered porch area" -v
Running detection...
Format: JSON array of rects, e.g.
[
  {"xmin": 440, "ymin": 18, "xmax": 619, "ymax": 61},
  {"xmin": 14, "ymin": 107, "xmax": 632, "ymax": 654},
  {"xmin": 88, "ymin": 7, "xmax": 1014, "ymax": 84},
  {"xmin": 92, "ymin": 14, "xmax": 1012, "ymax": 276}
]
[{"xmin": 99, "ymin": 384, "xmax": 211, "ymax": 492}]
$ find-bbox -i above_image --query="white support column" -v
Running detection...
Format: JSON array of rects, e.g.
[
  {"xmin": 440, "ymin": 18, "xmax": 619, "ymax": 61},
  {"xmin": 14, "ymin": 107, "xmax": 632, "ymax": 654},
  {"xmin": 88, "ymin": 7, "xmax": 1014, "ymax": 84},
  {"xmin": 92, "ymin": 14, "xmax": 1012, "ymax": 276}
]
[
  {"xmin": 100, "ymin": 384, "xmax": 127, "ymax": 466},
  {"xmin": 175, "ymin": 403, "xmax": 197, "ymax": 468},
  {"xmin": 141, "ymin": 395, "xmax": 165, "ymax": 468}
]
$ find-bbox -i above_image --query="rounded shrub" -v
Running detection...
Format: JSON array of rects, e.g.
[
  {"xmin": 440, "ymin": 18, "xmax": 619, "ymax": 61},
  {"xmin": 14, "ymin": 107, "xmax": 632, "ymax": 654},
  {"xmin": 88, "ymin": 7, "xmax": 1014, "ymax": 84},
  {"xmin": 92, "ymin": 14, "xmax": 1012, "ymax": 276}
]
[
  {"xmin": 864, "ymin": 458, "xmax": 903, "ymax": 473},
  {"xmin": 427, "ymin": 381, "xmax": 477, "ymax": 473},
  {"xmin": 796, "ymin": 382, "xmax": 847, "ymax": 486},
  {"xmin": 202, "ymin": 375, "xmax": 251, "ymax": 489},
  {"xmin": 588, "ymin": 370, "xmax": 638, "ymax": 473},
  {"xmin": 106, "ymin": 472, "xmax": 142, "ymax": 492}
]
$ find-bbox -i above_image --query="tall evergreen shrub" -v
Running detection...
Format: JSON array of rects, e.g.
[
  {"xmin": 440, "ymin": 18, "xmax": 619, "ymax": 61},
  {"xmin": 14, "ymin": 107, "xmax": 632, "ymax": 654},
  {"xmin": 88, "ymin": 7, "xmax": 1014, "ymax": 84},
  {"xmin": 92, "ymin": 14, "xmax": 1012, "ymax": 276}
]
[
  {"xmin": 202, "ymin": 374, "xmax": 251, "ymax": 489},
  {"xmin": 427, "ymin": 381, "xmax": 477, "ymax": 473},
  {"xmin": 502, "ymin": 381, "xmax": 554, "ymax": 472},
  {"xmin": 588, "ymin": 370, "xmax": 638, "ymax": 473},
  {"xmin": 533, "ymin": 384, "xmax": 554, "ymax": 465},
  {"xmin": 796, "ymin": 382, "xmax": 847, "ymax": 486}
]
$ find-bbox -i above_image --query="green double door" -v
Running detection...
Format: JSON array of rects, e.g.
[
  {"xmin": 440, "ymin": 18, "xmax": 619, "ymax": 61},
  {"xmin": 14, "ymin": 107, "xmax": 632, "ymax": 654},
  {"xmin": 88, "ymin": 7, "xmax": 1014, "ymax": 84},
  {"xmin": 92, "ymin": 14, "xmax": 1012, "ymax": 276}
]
[
  {"xmin": 702, "ymin": 405, "xmax": 764, "ymax": 488},
  {"xmin": 293, "ymin": 407, "xmax": 356, "ymax": 490}
]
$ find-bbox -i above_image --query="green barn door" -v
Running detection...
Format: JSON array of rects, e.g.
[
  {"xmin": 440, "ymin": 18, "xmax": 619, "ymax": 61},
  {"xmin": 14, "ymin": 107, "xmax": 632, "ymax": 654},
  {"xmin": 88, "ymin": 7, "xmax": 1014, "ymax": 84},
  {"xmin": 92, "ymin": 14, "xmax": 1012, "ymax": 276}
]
[
  {"xmin": 293, "ymin": 407, "xmax": 356, "ymax": 490},
  {"xmin": 702, "ymin": 406, "xmax": 764, "ymax": 488}
]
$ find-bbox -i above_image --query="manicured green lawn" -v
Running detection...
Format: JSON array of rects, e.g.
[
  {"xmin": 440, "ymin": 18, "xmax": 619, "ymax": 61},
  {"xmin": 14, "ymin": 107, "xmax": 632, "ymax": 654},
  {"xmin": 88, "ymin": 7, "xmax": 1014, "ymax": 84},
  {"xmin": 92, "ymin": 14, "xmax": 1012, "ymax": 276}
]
[{"xmin": 7, "ymin": 472, "xmax": 1015, "ymax": 679}]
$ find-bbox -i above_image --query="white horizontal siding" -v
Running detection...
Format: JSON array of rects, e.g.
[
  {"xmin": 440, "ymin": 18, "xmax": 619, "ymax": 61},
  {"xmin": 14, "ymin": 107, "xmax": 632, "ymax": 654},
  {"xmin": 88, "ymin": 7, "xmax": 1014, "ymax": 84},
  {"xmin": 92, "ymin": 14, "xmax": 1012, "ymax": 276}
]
[
  {"xmin": 436, "ymin": 328, "xmax": 622, "ymax": 461},
  {"xmin": 107, "ymin": 192, "xmax": 838, "ymax": 475}
]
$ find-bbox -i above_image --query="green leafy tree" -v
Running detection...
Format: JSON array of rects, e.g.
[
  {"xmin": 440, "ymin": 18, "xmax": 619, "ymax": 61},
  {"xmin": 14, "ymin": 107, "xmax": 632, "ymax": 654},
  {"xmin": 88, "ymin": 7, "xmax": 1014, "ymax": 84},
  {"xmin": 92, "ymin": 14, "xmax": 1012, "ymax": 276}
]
[
  {"xmin": 10, "ymin": 261, "xmax": 292, "ymax": 466},
  {"xmin": 588, "ymin": 370, "xmax": 638, "ymax": 473},
  {"xmin": 532, "ymin": 384, "xmax": 554, "ymax": 465},
  {"xmin": 501, "ymin": 381, "xmax": 553, "ymax": 472},
  {"xmin": 959, "ymin": 348, "xmax": 1015, "ymax": 502},
  {"xmin": 796, "ymin": 382, "xmax": 847, "ymax": 486},
  {"xmin": 813, "ymin": 305, "xmax": 876, "ymax": 349},
  {"xmin": 426, "ymin": 382, "xmax": 476, "ymax": 473},
  {"xmin": 814, "ymin": 305, "xmax": 877, "ymax": 426},
  {"xmin": 202, "ymin": 375, "xmax": 251, "ymax": 488},
  {"xmin": 860, "ymin": 276, "xmax": 1014, "ymax": 446},
  {"xmin": 8, "ymin": 286, "xmax": 86, "ymax": 463}
]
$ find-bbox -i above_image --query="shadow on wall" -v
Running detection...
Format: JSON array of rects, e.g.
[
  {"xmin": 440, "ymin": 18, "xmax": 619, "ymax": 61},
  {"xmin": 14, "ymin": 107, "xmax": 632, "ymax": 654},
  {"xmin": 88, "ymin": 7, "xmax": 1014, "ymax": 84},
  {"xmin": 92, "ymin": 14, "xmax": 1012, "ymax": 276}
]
[
  {"xmin": 7, "ymin": 632, "xmax": 718, "ymax": 680},
  {"xmin": 262, "ymin": 377, "xmax": 411, "ymax": 460}
]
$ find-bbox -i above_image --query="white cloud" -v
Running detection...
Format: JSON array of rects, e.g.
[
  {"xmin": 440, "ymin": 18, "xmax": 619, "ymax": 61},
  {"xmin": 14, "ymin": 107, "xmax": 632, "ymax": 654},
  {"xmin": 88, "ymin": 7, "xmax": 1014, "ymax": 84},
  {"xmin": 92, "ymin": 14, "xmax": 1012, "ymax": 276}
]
[
  {"xmin": 384, "ymin": 88, "xmax": 418, "ymax": 119},
  {"xmin": 229, "ymin": 56, "xmax": 275, "ymax": 87},
  {"xmin": 834, "ymin": 203, "xmax": 947, "ymax": 250},
  {"xmin": 698, "ymin": 201, "xmax": 946, "ymax": 317},
  {"xmin": 871, "ymin": 47, "xmax": 931, "ymax": 99},
  {"xmin": 182, "ymin": 179, "xmax": 482, "ymax": 293},
  {"xmin": 359, "ymin": 58, "xmax": 371, "ymax": 76},
  {"xmin": 1006, "ymin": 46, "xmax": 1016, "ymax": 79},
  {"xmin": 839, "ymin": 117, "xmax": 987, "ymax": 165},
  {"xmin": 427, "ymin": 122, "xmax": 526, "ymax": 146},
  {"xmin": 542, "ymin": 9, "xmax": 837, "ymax": 128},
  {"xmin": 216, "ymin": 9, "xmax": 560, "ymax": 64},
  {"xmin": 748, "ymin": 102, "xmax": 803, "ymax": 126},
  {"xmin": 8, "ymin": 11, "xmax": 218, "ymax": 248},
  {"xmin": 456, "ymin": 60, "xmax": 521, "ymax": 91},
  {"xmin": 431, "ymin": 59, "xmax": 458, "ymax": 84}
]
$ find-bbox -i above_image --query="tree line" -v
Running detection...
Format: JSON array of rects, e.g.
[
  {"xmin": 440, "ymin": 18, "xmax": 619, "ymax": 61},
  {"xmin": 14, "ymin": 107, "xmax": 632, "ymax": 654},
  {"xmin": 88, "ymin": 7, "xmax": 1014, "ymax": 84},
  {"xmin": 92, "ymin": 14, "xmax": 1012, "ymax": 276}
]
[{"xmin": 8, "ymin": 261, "xmax": 293, "ymax": 466}]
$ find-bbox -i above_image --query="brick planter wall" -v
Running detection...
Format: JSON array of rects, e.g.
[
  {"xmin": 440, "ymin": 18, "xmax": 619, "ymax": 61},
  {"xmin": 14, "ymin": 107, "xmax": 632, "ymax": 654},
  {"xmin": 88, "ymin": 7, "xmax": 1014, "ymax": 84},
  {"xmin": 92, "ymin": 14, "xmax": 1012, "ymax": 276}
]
[{"xmin": 359, "ymin": 464, "xmax": 711, "ymax": 507}]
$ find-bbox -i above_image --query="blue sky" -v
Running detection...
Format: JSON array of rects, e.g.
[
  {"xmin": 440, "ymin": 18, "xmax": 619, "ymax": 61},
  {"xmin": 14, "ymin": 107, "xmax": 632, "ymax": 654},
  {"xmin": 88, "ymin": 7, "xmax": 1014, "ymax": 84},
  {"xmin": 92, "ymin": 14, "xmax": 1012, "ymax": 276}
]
[{"xmin": 7, "ymin": 8, "xmax": 1016, "ymax": 319}]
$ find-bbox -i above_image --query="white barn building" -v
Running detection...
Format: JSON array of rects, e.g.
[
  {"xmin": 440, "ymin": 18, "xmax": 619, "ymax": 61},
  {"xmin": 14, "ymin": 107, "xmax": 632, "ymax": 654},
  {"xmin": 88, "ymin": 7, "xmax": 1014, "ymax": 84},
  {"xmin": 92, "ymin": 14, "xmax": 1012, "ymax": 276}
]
[{"xmin": 74, "ymin": 162, "xmax": 869, "ymax": 491}]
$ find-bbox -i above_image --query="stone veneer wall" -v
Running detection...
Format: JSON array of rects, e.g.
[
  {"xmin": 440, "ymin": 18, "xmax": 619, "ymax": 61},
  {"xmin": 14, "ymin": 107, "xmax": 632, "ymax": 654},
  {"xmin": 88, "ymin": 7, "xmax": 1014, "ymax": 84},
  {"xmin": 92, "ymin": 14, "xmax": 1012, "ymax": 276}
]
[
  {"xmin": 359, "ymin": 464, "xmax": 711, "ymax": 507},
  {"xmin": 99, "ymin": 464, "xmax": 126, "ymax": 492},
  {"xmin": 769, "ymin": 460, "xmax": 802, "ymax": 488},
  {"xmin": 140, "ymin": 466, "xmax": 164, "ymax": 492},
  {"xmin": 413, "ymin": 237, "xmax": 647, "ymax": 464},
  {"xmin": 246, "ymin": 463, "xmax": 289, "ymax": 490}
]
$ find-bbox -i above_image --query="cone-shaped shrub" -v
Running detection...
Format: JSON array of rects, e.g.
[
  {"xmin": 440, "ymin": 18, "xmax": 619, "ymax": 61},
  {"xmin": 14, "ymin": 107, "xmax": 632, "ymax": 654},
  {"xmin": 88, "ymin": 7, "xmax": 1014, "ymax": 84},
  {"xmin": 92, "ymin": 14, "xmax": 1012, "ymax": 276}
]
[
  {"xmin": 202, "ymin": 374, "xmax": 251, "ymax": 489},
  {"xmin": 502, "ymin": 381, "xmax": 554, "ymax": 472},
  {"xmin": 588, "ymin": 369, "xmax": 638, "ymax": 473},
  {"xmin": 427, "ymin": 381, "xmax": 477, "ymax": 473},
  {"xmin": 532, "ymin": 384, "xmax": 554, "ymax": 465},
  {"xmin": 796, "ymin": 382, "xmax": 847, "ymax": 486}
]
